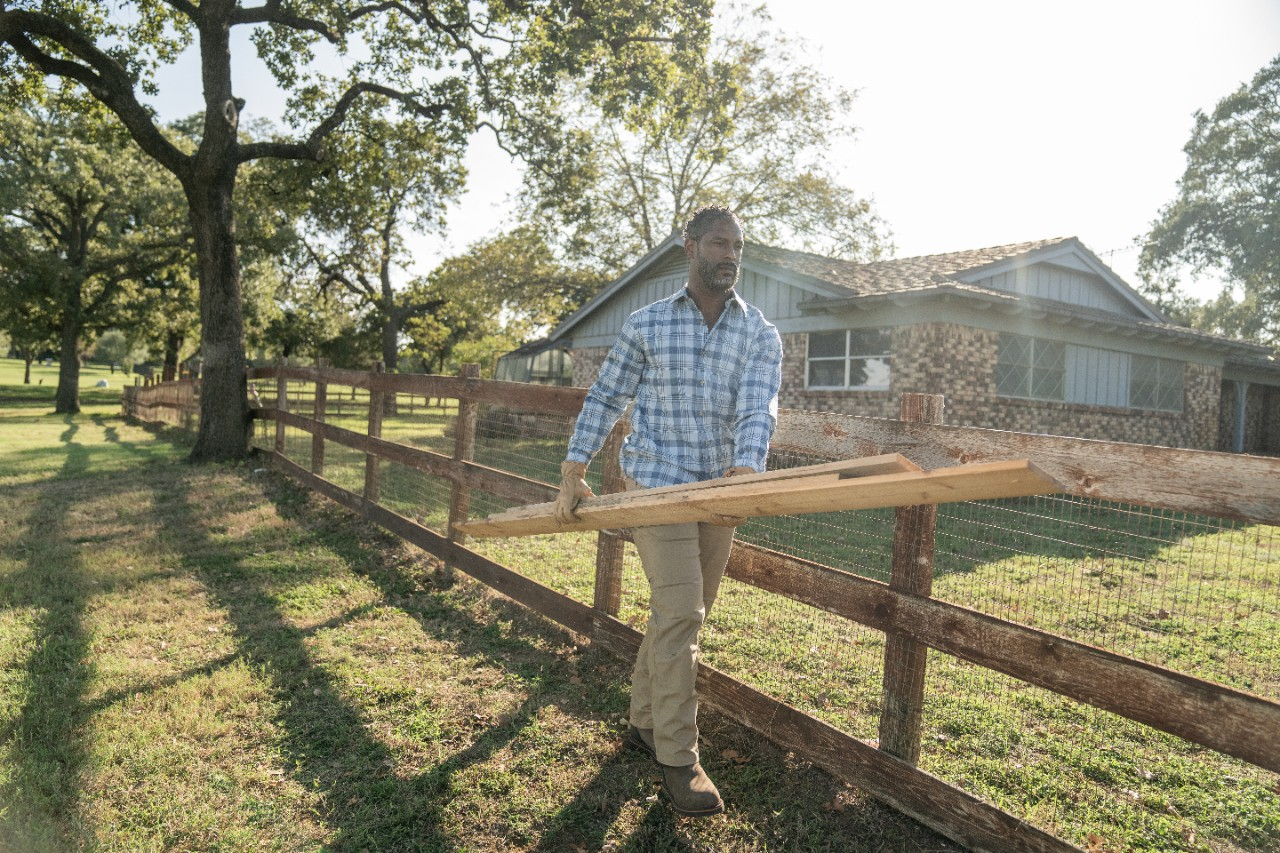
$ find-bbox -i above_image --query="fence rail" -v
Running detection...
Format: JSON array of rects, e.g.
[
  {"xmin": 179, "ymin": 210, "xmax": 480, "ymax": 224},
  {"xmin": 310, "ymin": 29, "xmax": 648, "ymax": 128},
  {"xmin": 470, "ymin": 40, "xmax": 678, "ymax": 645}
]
[
  {"xmin": 121, "ymin": 377, "xmax": 198, "ymax": 429},
  {"xmin": 126, "ymin": 365, "xmax": 1280, "ymax": 853}
]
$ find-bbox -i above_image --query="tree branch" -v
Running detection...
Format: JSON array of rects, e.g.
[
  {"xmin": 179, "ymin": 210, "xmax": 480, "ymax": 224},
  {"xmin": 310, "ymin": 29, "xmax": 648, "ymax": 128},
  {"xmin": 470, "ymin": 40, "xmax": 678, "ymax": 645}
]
[
  {"xmin": 233, "ymin": 0, "xmax": 340, "ymax": 44},
  {"xmin": 0, "ymin": 9, "xmax": 189, "ymax": 177},
  {"xmin": 238, "ymin": 82, "xmax": 451, "ymax": 164},
  {"xmin": 158, "ymin": 0, "xmax": 199, "ymax": 17}
]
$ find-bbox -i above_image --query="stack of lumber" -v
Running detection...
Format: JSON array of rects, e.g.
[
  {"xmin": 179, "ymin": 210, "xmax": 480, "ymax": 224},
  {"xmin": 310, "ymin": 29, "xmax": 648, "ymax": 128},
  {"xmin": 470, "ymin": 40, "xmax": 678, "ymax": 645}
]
[{"xmin": 455, "ymin": 454, "xmax": 1062, "ymax": 538}]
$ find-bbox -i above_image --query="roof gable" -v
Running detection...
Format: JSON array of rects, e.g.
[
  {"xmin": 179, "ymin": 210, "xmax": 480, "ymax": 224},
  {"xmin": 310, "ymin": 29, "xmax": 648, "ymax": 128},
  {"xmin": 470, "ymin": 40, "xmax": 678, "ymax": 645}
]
[{"xmin": 551, "ymin": 235, "xmax": 1169, "ymax": 342}]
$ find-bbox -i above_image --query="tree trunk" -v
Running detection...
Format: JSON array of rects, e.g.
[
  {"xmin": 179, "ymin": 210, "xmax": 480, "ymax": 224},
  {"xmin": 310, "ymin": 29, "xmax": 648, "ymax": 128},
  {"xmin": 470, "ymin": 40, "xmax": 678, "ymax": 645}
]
[
  {"xmin": 380, "ymin": 311, "xmax": 400, "ymax": 418},
  {"xmin": 187, "ymin": 171, "xmax": 250, "ymax": 462},
  {"xmin": 379, "ymin": 244, "xmax": 399, "ymax": 416},
  {"xmin": 162, "ymin": 329, "xmax": 182, "ymax": 383},
  {"xmin": 22, "ymin": 351, "xmax": 33, "ymax": 385},
  {"xmin": 54, "ymin": 296, "xmax": 82, "ymax": 414}
]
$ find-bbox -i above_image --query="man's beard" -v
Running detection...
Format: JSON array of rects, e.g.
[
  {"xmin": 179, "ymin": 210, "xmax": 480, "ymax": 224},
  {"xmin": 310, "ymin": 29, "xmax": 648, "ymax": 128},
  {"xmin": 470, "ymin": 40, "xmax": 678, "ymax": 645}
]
[{"xmin": 697, "ymin": 253, "xmax": 739, "ymax": 293}]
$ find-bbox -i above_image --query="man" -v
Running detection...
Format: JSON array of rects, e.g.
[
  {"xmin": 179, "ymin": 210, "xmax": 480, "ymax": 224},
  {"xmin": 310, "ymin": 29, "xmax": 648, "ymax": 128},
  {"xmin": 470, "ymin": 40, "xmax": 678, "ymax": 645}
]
[{"xmin": 553, "ymin": 205, "xmax": 783, "ymax": 817}]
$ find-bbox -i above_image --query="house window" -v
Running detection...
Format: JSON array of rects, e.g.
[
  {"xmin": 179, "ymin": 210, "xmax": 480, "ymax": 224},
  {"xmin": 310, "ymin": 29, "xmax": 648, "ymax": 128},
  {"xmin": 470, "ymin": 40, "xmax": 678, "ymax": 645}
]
[
  {"xmin": 806, "ymin": 329, "xmax": 892, "ymax": 390},
  {"xmin": 997, "ymin": 334, "xmax": 1184, "ymax": 412},
  {"xmin": 1130, "ymin": 354, "xmax": 1183, "ymax": 411},
  {"xmin": 997, "ymin": 334, "xmax": 1064, "ymax": 400}
]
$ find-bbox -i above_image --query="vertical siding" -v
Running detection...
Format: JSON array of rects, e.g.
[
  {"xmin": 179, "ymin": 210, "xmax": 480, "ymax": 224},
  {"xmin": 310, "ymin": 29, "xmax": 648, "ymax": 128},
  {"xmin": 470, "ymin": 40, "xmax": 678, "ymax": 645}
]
[
  {"xmin": 574, "ymin": 271, "xmax": 685, "ymax": 340},
  {"xmin": 739, "ymin": 269, "xmax": 814, "ymax": 321},
  {"xmin": 979, "ymin": 265, "xmax": 1138, "ymax": 316},
  {"xmin": 1066, "ymin": 345, "xmax": 1128, "ymax": 407}
]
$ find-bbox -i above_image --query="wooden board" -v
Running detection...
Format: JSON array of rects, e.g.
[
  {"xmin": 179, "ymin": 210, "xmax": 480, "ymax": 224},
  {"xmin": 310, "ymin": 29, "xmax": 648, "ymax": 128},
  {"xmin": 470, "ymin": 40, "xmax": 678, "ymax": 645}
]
[
  {"xmin": 598, "ymin": 452, "xmax": 919, "ymax": 499},
  {"xmin": 455, "ymin": 457, "xmax": 1062, "ymax": 538}
]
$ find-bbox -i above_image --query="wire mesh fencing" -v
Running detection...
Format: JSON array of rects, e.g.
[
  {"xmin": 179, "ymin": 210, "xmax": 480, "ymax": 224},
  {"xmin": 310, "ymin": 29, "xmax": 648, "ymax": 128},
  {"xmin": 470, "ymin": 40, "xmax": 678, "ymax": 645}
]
[{"xmin": 210, "ymin": 367, "xmax": 1280, "ymax": 852}]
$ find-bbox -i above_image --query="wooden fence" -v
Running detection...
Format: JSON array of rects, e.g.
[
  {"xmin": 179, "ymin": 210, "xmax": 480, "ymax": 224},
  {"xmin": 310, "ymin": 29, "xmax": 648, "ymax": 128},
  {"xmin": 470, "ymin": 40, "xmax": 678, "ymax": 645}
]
[
  {"xmin": 127, "ymin": 365, "xmax": 1280, "ymax": 852},
  {"xmin": 121, "ymin": 376, "xmax": 198, "ymax": 429}
]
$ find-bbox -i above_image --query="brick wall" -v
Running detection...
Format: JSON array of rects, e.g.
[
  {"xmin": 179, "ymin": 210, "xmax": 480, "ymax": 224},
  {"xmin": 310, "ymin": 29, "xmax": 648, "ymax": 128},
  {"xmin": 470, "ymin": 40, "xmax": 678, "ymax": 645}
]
[
  {"xmin": 570, "ymin": 347, "xmax": 610, "ymax": 389},
  {"xmin": 1242, "ymin": 383, "xmax": 1280, "ymax": 455},
  {"xmin": 777, "ymin": 324, "xmax": 1224, "ymax": 451}
]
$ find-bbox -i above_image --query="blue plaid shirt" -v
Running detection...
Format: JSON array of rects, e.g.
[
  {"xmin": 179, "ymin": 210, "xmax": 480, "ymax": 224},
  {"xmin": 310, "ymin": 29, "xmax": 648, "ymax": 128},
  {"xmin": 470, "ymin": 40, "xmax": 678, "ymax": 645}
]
[{"xmin": 566, "ymin": 287, "xmax": 783, "ymax": 488}]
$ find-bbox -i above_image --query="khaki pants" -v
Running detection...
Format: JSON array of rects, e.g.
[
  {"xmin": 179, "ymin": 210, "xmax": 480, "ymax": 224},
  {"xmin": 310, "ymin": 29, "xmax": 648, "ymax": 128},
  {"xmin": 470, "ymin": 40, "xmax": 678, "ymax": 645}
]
[{"xmin": 629, "ymin": 519, "xmax": 735, "ymax": 766}]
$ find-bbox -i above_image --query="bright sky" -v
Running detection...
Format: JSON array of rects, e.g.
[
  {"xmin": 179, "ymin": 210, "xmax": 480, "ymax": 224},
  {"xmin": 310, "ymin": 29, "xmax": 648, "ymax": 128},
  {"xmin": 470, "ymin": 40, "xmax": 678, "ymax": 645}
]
[
  {"xmin": 771, "ymin": 0, "xmax": 1280, "ymax": 298},
  {"xmin": 145, "ymin": 0, "xmax": 1280, "ymax": 300},
  {"xmin": 427, "ymin": 0, "xmax": 1280, "ymax": 299}
]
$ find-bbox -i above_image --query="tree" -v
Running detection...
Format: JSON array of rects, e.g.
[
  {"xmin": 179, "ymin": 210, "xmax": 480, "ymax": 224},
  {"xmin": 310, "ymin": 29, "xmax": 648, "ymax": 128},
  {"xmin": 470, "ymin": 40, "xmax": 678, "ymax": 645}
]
[
  {"xmin": 1140, "ymin": 52, "xmax": 1280, "ymax": 345},
  {"xmin": 286, "ymin": 110, "xmax": 466, "ymax": 374},
  {"xmin": 402, "ymin": 227, "xmax": 606, "ymax": 373},
  {"xmin": 2, "ymin": 1, "xmax": 711, "ymax": 460},
  {"xmin": 520, "ymin": 4, "xmax": 891, "ymax": 273},
  {"xmin": 0, "ymin": 98, "xmax": 189, "ymax": 413},
  {"xmin": 90, "ymin": 328, "xmax": 151, "ymax": 373}
]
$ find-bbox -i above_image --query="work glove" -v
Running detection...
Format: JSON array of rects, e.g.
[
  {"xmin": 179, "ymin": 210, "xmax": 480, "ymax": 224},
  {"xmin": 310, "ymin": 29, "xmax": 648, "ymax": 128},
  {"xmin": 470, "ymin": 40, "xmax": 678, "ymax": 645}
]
[
  {"xmin": 708, "ymin": 465, "xmax": 756, "ymax": 527},
  {"xmin": 554, "ymin": 460, "xmax": 594, "ymax": 525}
]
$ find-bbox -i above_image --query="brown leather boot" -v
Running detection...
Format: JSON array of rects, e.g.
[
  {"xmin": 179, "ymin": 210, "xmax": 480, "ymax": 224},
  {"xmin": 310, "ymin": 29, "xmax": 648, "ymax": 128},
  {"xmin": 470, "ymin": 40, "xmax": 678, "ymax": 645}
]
[
  {"xmin": 627, "ymin": 725, "xmax": 656, "ymax": 760},
  {"xmin": 659, "ymin": 761, "xmax": 724, "ymax": 817}
]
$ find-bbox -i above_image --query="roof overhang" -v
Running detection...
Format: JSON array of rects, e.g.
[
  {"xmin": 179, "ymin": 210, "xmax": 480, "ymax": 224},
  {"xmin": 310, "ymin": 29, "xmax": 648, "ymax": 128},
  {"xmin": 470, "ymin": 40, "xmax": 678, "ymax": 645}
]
[{"xmin": 798, "ymin": 284, "xmax": 1273, "ymax": 360}]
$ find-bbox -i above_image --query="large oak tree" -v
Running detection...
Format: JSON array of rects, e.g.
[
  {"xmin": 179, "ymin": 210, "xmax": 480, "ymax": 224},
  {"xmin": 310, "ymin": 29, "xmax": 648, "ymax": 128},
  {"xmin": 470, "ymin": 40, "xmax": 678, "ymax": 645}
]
[
  {"xmin": 1140, "ymin": 52, "xmax": 1280, "ymax": 346},
  {"xmin": 1, "ymin": 0, "xmax": 710, "ymax": 460}
]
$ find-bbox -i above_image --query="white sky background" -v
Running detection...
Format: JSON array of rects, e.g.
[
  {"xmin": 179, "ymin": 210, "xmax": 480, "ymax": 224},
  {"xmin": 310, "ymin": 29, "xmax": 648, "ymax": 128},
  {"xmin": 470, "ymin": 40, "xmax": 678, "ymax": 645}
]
[
  {"xmin": 773, "ymin": 0, "xmax": 1280, "ymax": 298},
  {"xmin": 146, "ymin": 0, "xmax": 1280, "ymax": 300}
]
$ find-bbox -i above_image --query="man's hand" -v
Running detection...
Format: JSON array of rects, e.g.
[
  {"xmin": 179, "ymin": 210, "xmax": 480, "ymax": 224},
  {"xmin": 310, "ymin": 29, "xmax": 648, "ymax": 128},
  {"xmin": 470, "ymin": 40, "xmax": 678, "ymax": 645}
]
[
  {"xmin": 709, "ymin": 465, "xmax": 755, "ymax": 526},
  {"xmin": 554, "ymin": 460, "xmax": 594, "ymax": 525}
]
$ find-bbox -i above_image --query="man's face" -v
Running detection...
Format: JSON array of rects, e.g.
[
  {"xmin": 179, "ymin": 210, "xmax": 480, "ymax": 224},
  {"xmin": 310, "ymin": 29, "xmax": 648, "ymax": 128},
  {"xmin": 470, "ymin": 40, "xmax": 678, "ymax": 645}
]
[{"xmin": 688, "ymin": 219, "xmax": 744, "ymax": 294}]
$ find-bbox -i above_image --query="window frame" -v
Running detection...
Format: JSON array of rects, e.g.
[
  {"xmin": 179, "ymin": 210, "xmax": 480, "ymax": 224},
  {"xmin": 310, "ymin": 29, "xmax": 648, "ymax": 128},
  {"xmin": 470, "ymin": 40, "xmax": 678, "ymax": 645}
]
[
  {"xmin": 997, "ymin": 333, "xmax": 1184, "ymax": 412},
  {"xmin": 805, "ymin": 329, "xmax": 893, "ymax": 391}
]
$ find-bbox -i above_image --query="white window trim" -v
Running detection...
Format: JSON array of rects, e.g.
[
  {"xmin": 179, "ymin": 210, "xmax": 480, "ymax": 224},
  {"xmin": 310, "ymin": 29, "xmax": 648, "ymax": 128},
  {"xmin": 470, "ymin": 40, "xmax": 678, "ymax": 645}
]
[{"xmin": 805, "ymin": 330, "xmax": 892, "ymax": 391}]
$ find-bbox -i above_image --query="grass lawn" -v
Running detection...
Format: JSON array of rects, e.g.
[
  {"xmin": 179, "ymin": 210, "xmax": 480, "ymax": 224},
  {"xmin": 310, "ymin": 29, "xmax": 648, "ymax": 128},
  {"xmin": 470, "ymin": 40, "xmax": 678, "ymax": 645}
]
[
  {"xmin": 258, "ymin": 370, "xmax": 1280, "ymax": 853},
  {"xmin": 0, "ymin": 360, "xmax": 959, "ymax": 852}
]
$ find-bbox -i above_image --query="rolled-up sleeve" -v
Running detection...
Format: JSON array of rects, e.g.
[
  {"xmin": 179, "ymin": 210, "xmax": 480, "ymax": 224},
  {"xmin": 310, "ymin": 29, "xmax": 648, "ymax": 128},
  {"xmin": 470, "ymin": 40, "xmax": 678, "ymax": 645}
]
[
  {"xmin": 732, "ymin": 321, "xmax": 783, "ymax": 472},
  {"xmin": 566, "ymin": 316, "xmax": 646, "ymax": 464}
]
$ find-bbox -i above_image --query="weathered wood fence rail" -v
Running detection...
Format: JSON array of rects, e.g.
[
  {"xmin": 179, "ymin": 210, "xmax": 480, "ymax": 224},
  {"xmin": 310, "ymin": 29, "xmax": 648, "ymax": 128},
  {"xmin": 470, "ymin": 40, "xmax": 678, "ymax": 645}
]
[
  {"xmin": 126, "ymin": 365, "xmax": 1280, "ymax": 853},
  {"xmin": 121, "ymin": 377, "xmax": 199, "ymax": 430}
]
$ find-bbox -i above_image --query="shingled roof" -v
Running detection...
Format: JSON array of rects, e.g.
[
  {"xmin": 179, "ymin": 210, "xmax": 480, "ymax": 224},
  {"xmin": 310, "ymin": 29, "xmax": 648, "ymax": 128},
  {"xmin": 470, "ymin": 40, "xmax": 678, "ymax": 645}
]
[{"xmin": 745, "ymin": 237, "xmax": 1072, "ymax": 297}]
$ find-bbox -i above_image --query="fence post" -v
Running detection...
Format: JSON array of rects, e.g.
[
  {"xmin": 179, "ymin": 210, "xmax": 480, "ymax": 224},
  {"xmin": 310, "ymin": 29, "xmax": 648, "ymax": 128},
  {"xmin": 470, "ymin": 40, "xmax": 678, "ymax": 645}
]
[
  {"xmin": 593, "ymin": 421, "xmax": 630, "ymax": 615},
  {"xmin": 448, "ymin": 363, "xmax": 482, "ymax": 544},
  {"xmin": 878, "ymin": 393, "xmax": 945, "ymax": 764},
  {"xmin": 364, "ymin": 362, "xmax": 384, "ymax": 502},
  {"xmin": 312, "ymin": 359, "xmax": 328, "ymax": 476},
  {"xmin": 274, "ymin": 358, "xmax": 288, "ymax": 457}
]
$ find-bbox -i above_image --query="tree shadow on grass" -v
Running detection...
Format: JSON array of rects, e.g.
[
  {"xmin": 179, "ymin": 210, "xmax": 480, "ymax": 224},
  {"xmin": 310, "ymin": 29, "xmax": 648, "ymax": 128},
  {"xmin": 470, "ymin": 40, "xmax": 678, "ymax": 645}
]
[
  {"xmin": 242, "ymin": 471, "xmax": 959, "ymax": 853},
  {"xmin": 148, "ymin": 467, "xmax": 647, "ymax": 849},
  {"xmin": 0, "ymin": 421, "xmax": 97, "ymax": 851}
]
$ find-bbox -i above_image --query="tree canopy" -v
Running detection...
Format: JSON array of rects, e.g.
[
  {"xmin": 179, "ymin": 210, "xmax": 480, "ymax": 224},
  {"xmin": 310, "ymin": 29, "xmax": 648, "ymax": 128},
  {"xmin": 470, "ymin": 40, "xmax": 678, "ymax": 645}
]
[
  {"xmin": 402, "ymin": 227, "xmax": 606, "ymax": 375},
  {"xmin": 1, "ymin": 0, "xmax": 712, "ymax": 459},
  {"xmin": 519, "ymin": 3, "xmax": 892, "ymax": 273},
  {"xmin": 0, "ymin": 96, "xmax": 189, "ymax": 412},
  {"xmin": 281, "ymin": 109, "xmax": 467, "ymax": 373},
  {"xmin": 1140, "ymin": 52, "xmax": 1280, "ymax": 346}
]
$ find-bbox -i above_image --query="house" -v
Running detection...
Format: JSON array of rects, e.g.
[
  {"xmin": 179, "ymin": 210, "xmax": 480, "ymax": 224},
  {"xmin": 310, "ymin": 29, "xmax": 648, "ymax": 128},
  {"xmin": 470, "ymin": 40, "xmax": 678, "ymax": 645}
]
[
  {"xmin": 539, "ymin": 235, "xmax": 1280, "ymax": 454},
  {"xmin": 492, "ymin": 337, "xmax": 573, "ymax": 386}
]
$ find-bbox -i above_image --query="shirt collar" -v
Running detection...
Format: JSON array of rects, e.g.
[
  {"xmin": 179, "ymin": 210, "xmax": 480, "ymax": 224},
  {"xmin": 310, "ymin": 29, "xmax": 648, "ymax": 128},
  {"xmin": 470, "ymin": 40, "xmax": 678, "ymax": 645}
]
[{"xmin": 672, "ymin": 285, "xmax": 747, "ymax": 314}]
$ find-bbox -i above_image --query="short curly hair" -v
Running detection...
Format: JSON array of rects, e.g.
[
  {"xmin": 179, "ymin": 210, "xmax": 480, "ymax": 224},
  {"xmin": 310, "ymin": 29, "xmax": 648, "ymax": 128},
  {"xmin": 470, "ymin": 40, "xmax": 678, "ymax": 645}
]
[{"xmin": 681, "ymin": 205, "xmax": 743, "ymax": 243}]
